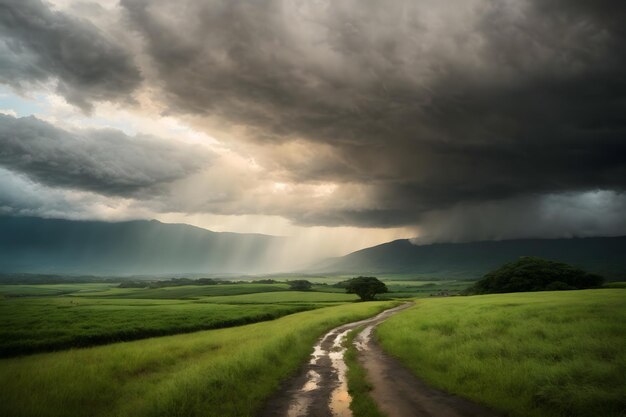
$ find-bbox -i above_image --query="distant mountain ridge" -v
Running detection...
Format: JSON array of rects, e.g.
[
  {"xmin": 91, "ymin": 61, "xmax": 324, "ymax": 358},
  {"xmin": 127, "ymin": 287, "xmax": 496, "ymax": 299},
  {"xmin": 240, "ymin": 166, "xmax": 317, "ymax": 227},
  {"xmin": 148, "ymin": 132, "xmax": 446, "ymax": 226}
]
[
  {"xmin": 2, "ymin": 216, "xmax": 625, "ymax": 279},
  {"xmin": 314, "ymin": 237, "xmax": 626, "ymax": 280},
  {"xmin": 0, "ymin": 216, "xmax": 283, "ymax": 275}
]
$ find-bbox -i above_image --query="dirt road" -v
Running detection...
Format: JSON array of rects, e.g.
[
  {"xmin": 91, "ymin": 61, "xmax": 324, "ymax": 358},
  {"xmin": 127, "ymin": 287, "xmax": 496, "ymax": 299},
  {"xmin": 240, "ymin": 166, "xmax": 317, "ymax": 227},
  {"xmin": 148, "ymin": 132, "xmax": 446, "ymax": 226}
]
[
  {"xmin": 258, "ymin": 302, "xmax": 500, "ymax": 417},
  {"xmin": 354, "ymin": 316, "xmax": 501, "ymax": 417}
]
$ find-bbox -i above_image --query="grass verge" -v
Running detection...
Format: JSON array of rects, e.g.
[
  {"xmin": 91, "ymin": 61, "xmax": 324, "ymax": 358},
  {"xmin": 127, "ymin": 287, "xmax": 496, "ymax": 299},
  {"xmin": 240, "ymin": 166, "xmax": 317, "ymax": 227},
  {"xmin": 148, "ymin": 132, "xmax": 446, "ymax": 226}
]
[
  {"xmin": 377, "ymin": 289, "xmax": 626, "ymax": 417},
  {"xmin": 344, "ymin": 327, "xmax": 387, "ymax": 417}
]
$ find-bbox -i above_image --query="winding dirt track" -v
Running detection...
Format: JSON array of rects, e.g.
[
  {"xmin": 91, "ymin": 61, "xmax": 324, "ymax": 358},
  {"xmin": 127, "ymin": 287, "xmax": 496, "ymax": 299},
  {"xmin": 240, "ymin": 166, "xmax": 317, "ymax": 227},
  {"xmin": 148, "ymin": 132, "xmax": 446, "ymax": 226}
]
[{"xmin": 258, "ymin": 302, "xmax": 500, "ymax": 417}]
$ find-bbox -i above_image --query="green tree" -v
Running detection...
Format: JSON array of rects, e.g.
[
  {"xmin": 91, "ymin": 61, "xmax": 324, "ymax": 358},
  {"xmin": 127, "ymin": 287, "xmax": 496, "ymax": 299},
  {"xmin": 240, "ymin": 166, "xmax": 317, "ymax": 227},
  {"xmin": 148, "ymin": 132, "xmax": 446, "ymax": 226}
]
[
  {"xmin": 345, "ymin": 276, "xmax": 388, "ymax": 301},
  {"xmin": 288, "ymin": 280, "xmax": 312, "ymax": 291},
  {"xmin": 468, "ymin": 256, "xmax": 604, "ymax": 295}
]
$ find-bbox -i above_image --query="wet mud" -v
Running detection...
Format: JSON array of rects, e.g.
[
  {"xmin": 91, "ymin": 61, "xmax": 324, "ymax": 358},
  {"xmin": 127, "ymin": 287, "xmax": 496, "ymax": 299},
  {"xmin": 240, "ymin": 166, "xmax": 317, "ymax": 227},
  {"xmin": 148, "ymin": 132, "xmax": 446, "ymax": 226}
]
[
  {"xmin": 258, "ymin": 303, "xmax": 412, "ymax": 417},
  {"xmin": 258, "ymin": 301, "xmax": 500, "ymax": 417}
]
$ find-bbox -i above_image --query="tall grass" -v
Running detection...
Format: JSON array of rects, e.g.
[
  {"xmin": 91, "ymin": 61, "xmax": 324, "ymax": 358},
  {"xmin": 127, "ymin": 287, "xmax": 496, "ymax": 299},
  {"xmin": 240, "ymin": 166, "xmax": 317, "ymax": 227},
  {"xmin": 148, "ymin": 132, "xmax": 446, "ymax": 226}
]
[
  {"xmin": 0, "ymin": 297, "xmax": 310, "ymax": 356},
  {"xmin": 0, "ymin": 301, "xmax": 395, "ymax": 417},
  {"xmin": 377, "ymin": 289, "xmax": 626, "ymax": 417}
]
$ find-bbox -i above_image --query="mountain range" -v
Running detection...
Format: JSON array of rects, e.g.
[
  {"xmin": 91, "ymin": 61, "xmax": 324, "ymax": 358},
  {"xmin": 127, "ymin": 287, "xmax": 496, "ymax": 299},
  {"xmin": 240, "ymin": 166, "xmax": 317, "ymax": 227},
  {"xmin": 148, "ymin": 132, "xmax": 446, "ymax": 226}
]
[
  {"xmin": 0, "ymin": 216, "xmax": 283, "ymax": 275},
  {"xmin": 1, "ymin": 216, "xmax": 624, "ymax": 279},
  {"xmin": 314, "ymin": 237, "xmax": 626, "ymax": 280}
]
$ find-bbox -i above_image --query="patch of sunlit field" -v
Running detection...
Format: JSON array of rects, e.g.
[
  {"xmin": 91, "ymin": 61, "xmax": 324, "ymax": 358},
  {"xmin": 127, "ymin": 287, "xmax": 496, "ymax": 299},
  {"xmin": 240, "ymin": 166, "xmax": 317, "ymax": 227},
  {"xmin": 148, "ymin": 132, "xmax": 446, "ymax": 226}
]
[
  {"xmin": 377, "ymin": 289, "xmax": 626, "ymax": 417},
  {"xmin": 0, "ymin": 296, "xmax": 310, "ymax": 356},
  {"xmin": 382, "ymin": 280, "xmax": 473, "ymax": 298},
  {"xmin": 197, "ymin": 290, "xmax": 358, "ymax": 304},
  {"xmin": 298, "ymin": 278, "xmax": 474, "ymax": 298},
  {"xmin": 0, "ymin": 301, "xmax": 396, "ymax": 417},
  {"xmin": 0, "ymin": 283, "xmax": 116, "ymax": 297},
  {"xmin": 73, "ymin": 283, "xmax": 291, "ymax": 299}
]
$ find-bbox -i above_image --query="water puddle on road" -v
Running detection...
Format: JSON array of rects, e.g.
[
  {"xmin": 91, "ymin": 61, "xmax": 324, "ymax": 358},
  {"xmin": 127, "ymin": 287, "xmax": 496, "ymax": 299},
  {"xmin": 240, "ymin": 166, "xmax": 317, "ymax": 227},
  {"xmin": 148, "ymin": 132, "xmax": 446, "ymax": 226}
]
[
  {"xmin": 287, "ymin": 369, "xmax": 321, "ymax": 417},
  {"xmin": 310, "ymin": 343, "xmax": 324, "ymax": 365},
  {"xmin": 286, "ymin": 327, "xmax": 354, "ymax": 417},
  {"xmin": 328, "ymin": 329, "xmax": 353, "ymax": 417},
  {"xmin": 280, "ymin": 305, "xmax": 412, "ymax": 417},
  {"xmin": 354, "ymin": 325, "xmax": 373, "ymax": 352},
  {"xmin": 303, "ymin": 370, "xmax": 321, "ymax": 392}
]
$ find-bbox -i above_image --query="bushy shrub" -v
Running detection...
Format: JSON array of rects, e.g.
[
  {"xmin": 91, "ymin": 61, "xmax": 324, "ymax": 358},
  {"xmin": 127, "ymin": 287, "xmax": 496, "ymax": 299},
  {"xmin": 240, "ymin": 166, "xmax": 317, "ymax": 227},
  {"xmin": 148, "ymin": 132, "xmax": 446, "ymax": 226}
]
[
  {"xmin": 288, "ymin": 280, "xmax": 312, "ymax": 291},
  {"xmin": 468, "ymin": 257, "xmax": 604, "ymax": 294}
]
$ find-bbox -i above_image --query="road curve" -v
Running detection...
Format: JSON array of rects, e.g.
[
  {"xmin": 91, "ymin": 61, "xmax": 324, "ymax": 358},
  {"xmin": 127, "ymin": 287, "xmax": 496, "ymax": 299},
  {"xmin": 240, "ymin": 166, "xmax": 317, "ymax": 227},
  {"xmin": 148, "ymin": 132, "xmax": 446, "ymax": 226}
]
[
  {"xmin": 258, "ymin": 303, "xmax": 413, "ymax": 417},
  {"xmin": 354, "ymin": 314, "xmax": 502, "ymax": 417},
  {"xmin": 258, "ymin": 301, "xmax": 500, "ymax": 417}
]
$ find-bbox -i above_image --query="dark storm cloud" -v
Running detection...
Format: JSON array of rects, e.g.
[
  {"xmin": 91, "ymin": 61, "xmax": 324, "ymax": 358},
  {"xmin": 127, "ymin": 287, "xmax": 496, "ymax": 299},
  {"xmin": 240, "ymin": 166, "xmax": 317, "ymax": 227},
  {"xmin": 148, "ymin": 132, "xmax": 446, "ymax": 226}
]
[
  {"xmin": 119, "ymin": 0, "xmax": 626, "ymax": 228},
  {"xmin": 411, "ymin": 191, "xmax": 626, "ymax": 244},
  {"xmin": 0, "ymin": 0, "xmax": 141, "ymax": 110},
  {"xmin": 0, "ymin": 114, "xmax": 211, "ymax": 196}
]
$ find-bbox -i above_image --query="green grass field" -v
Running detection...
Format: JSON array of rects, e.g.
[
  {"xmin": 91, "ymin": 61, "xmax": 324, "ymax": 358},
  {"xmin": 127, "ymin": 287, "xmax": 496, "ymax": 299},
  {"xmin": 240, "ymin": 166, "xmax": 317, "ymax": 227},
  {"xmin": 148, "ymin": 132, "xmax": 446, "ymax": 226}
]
[
  {"xmin": 380, "ymin": 280, "xmax": 473, "ymax": 298},
  {"xmin": 197, "ymin": 290, "xmax": 358, "ymax": 304},
  {"xmin": 0, "ymin": 296, "xmax": 313, "ymax": 356},
  {"xmin": 273, "ymin": 277, "xmax": 473, "ymax": 298},
  {"xmin": 0, "ymin": 283, "xmax": 117, "ymax": 297},
  {"xmin": 3, "ymin": 279, "xmax": 621, "ymax": 417},
  {"xmin": 0, "ymin": 282, "xmax": 368, "ymax": 357},
  {"xmin": 0, "ymin": 279, "xmax": 473, "ymax": 357},
  {"xmin": 377, "ymin": 289, "xmax": 626, "ymax": 417},
  {"xmin": 0, "ymin": 301, "xmax": 395, "ymax": 417},
  {"xmin": 71, "ymin": 283, "xmax": 290, "ymax": 299},
  {"xmin": 1, "ymin": 279, "xmax": 416, "ymax": 357}
]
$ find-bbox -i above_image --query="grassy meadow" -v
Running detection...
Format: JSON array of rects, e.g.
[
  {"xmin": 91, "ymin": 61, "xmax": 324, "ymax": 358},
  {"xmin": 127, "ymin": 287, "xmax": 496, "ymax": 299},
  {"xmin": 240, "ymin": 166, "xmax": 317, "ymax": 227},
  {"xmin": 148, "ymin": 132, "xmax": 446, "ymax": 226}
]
[
  {"xmin": 72, "ymin": 282, "xmax": 291, "ymax": 299},
  {"xmin": 197, "ymin": 290, "xmax": 358, "ymax": 304},
  {"xmin": 4, "ymin": 276, "xmax": 621, "ymax": 417},
  {"xmin": 377, "ymin": 289, "xmax": 626, "ymax": 417},
  {"xmin": 0, "ymin": 283, "xmax": 117, "ymax": 297},
  {"xmin": 0, "ymin": 277, "xmax": 467, "ymax": 357},
  {"xmin": 381, "ymin": 280, "xmax": 472, "ymax": 298},
  {"xmin": 0, "ymin": 300, "xmax": 395, "ymax": 417},
  {"xmin": 0, "ymin": 281, "xmax": 372, "ymax": 356},
  {"xmin": 0, "ymin": 297, "xmax": 311, "ymax": 356}
]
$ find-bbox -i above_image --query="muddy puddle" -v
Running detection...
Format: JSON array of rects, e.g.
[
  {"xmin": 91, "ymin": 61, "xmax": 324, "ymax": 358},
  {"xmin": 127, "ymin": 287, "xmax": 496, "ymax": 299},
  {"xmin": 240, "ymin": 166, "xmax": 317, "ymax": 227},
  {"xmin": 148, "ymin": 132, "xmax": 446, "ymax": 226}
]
[{"xmin": 260, "ymin": 303, "xmax": 413, "ymax": 417}]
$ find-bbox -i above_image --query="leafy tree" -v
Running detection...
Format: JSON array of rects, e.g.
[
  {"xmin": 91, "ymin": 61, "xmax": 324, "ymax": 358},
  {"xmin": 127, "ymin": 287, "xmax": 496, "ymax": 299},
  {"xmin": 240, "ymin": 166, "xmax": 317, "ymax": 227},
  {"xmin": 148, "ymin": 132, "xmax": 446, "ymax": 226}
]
[
  {"xmin": 288, "ymin": 280, "xmax": 312, "ymax": 291},
  {"xmin": 345, "ymin": 276, "xmax": 388, "ymax": 301},
  {"xmin": 468, "ymin": 256, "xmax": 604, "ymax": 295}
]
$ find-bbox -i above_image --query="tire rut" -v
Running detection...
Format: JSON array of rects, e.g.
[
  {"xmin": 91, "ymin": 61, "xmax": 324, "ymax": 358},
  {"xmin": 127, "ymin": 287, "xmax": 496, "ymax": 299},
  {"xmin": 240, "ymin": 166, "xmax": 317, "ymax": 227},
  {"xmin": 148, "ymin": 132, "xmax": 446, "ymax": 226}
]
[
  {"xmin": 258, "ymin": 302, "xmax": 501, "ymax": 417},
  {"xmin": 258, "ymin": 303, "xmax": 413, "ymax": 417}
]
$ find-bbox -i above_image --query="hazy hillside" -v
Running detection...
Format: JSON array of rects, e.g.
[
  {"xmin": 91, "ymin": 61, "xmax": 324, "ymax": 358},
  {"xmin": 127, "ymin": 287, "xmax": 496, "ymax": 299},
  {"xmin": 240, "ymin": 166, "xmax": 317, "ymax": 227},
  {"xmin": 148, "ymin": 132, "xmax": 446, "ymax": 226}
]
[
  {"xmin": 0, "ymin": 216, "xmax": 283, "ymax": 275},
  {"xmin": 2, "ymin": 216, "xmax": 625, "ymax": 279},
  {"xmin": 315, "ymin": 237, "xmax": 626, "ymax": 280}
]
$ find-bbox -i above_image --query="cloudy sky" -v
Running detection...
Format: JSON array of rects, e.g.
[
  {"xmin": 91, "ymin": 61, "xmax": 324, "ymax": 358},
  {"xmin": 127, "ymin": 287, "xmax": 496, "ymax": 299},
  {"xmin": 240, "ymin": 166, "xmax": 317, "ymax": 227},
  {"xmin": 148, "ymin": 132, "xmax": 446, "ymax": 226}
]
[{"xmin": 0, "ymin": 0, "xmax": 625, "ymax": 259}]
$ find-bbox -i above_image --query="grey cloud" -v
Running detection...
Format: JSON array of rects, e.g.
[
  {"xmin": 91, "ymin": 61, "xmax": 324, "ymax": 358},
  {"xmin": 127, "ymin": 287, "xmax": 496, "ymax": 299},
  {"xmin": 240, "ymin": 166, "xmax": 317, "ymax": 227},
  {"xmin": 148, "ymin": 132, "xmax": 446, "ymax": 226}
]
[
  {"xmin": 120, "ymin": 0, "xmax": 626, "ymax": 229},
  {"xmin": 0, "ymin": 0, "xmax": 141, "ymax": 110},
  {"xmin": 411, "ymin": 191, "xmax": 626, "ymax": 244},
  {"xmin": 0, "ymin": 167, "xmax": 109, "ymax": 219},
  {"xmin": 0, "ymin": 114, "xmax": 212, "ymax": 196},
  {"xmin": 0, "ymin": 167, "xmax": 70, "ymax": 217}
]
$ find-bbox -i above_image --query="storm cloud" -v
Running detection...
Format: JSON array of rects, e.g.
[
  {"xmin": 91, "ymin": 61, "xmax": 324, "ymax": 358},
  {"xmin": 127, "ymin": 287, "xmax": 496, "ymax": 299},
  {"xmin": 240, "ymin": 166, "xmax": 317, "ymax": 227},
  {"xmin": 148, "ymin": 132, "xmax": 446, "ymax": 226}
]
[
  {"xmin": 119, "ymin": 0, "xmax": 626, "ymax": 227},
  {"xmin": 0, "ymin": 114, "xmax": 211, "ymax": 196},
  {"xmin": 0, "ymin": 0, "xmax": 141, "ymax": 110},
  {"xmin": 0, "ymin": 0, "xmax": 625, "ymax": 242}
]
